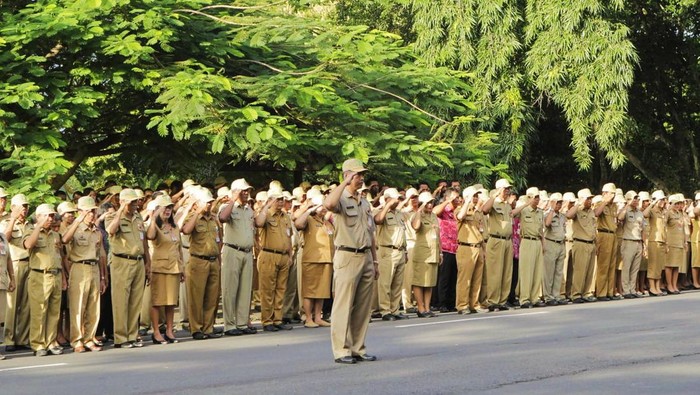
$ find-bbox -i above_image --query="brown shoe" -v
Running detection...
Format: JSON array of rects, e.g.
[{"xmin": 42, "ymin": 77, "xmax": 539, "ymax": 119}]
[
  {"xmin": 315, "ymin": 320, "xmax": 331, "ymax": 327},
  {"xmin": 85, "ymin": 343, "xmax": 102, "ymax": 352},
  {"xmin": 74, "ymin": 345, "xmax": 86, "ymax": 353}
]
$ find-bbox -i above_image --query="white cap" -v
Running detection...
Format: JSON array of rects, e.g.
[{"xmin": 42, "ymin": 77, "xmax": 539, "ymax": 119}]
[
  {"xmin": 35, "ymin": 203, "xmax": 57, "ymax": 216},
  {"xmin": 418, "ymin": 191, "xmax": 433, "ymax": 204},
  {"xmin": 255, "ymin": 191, "xmax": 268, "ymax": 202},
  {"xmin": 495, "ymin": 178, "xmax": 512, "ymax": 189},
  {"xmin": 577, "ymin": 188, "xmax": 593, "ymax": 199},
  {"xmin": 57, "ymin": 201, "xmax": 77, "ymax": 215},
  {"xmin": 602, "ymin": 183, "xmax": 617, "ymax": 193},
  {"xmin": 307, "ymin": 189, "xmax": 322, "ymax": 200},
  {"xmin": 11, "ymin": 194, "xmax": 28, "ymax": 206},
  {"xmin": 311, "ymin": 195, "xmax": 324, "ymax": 206},
  {"xmin": 405, "ymin": 188, "xmax": 419, "ymax": 199},
  {"xmin": 539, "ymin": 190, "xmax": 549, "ymax": 201},
  {"xmin": 119, "ymin": 188, "xmax": 139, "ymax": 202},
  {"xmin": 651, "ymin": 190, "xmax": 666, "ymax": 200},
  {"xmin": 383, "ymin": 188, "xmax": 400, "ymax": 199},
  {"xmin": 155, "ymin": 195, "xmax": 174, "ymax": 207},
  {"xmin": 230, "ymin": 178, "xmax": 253, "ymax": 191},
  {"xmin": 146, "ymin": 200, "xmax": 158, "ymax": 212},
  {"xmin": 134, "ymin": 189, "xmax": 145, "ymax": 199},
  {"xmin": 183, "ymin": 179, "xmax": 198, "ymax": 188},
  {"xmin": 669, "ymin": 194, "xmax": 684, "ymax": 204},
  {"xmin": 624, "ymin": 190, "xmax": 638, "ymax": 201},
  {"xmin": 563, "ymin": 192, "xmax": 576, "ymax": 201},
  {"xmin": 106, "ymin": 185, "xmax": 122, "ymax": 195},
  {"xmin": 217, "ymin": 186, "xmax": 230, "ymax": 198},
  {"xmin": 462, "ymin": 186, "xmax": 479, "ymax": 199},
  {"xmin": 593, "ymin": 195, "xmax": 603, "ymax": 205},
  {"xmin": 292, "ymin": 187, "xmax": 305, "ymax": 201},
  {"xmin": 0, "ymin": 187, "xmax": 8, "ymax": 198},
  {"xmin": 525, "ymin": 187, "xmax": 539, "ymax": 198},
  {"xmin": 695, "ymin": 192, "xmax": 700, "ymax": 201},
  {"xmin": 77, "ymin": 196, "xmax": 98, "ymax": 211},
  {"xmin": 195, "ymin": 187, "xmax": 215, "ymax": 203},
  {"xmin": 267, "ymin": 188, "xmax": 283, "ymax": 200},
  {"xmin": 282, "ymin": 191, "xmax": 293, "ymax": 201},
  {"xmin": 269, "ymin": 180, "xmax": 283, "ymax": 191},
  {"xmin": 613, "ymin": 194, "xmax": 626, "ymax": 204},
  {"xmin": 549, "ymin": 192, "xmax": 563, "ymax": 202},
  {"xmin": 638, "ymin": 191, "xmax": 651, "ymax": 202}
]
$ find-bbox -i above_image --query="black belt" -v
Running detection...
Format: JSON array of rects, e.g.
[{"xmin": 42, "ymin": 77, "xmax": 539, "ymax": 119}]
[
  {"xmin": 573, "ymin": 238, "xmax": 595, "ymax": 244},
  {"xmin": 225, "ymin": 243, "xmax": 252, "ymax": 253},
  {"xmin": 545, "ymin": 238, "xmax": 564, "ymax": 244},
  {"xmin": 14, "ymin": 257, "xmax": 29, "ymax": 262},
  {"xmin": 261, "ymin": 248, "xmax": 287, "ymax": 255},
  {"xmin": 459, "ymin": 241, "xmax": 482, "ymax": 248},
  {"xmin": 113, "ymin": 253, "xmax": 143, "ymax": 261},
  {"xmin": 623, "ymin": 239, "xmax": 642, "ymax": 242},
  {"xmin": 380, "ymin": 244, "xmax": 406, "ymax": 251},
  {"xmin": 73, "ymin": 259, "xmax": 98, "ymax": 266},
  {"xmin": 191, "ymin": 254, "xmax": 218, "ymax": 261},
  {"xmin": 182, "ymin": 245, "xmax": 190, "ymax": 249},
  {"xmin": 489, "ymin": 234, "xmax": 511, "ymax": 241},
  {"xmin": 597, "ymin": 229, "xmax": 614, "ymax": 234},
  {"xmin": 336, "ymin": 246, "xmax": 369, "ymax": 254},
  {"xmin": 31, "ymin": 268, "xmax": 62, "ymax": 275},
  {"xmin": 522, "ymin": 236, "xmax": 540, "ymax": 241}
]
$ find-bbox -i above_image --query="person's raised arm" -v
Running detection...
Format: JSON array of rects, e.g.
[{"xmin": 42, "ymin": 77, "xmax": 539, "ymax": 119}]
[
  {"xmin": 481, "ymin": 188, "xmax": 502, "ymax": 214},
  {"xmin": 565, "ymin": 201, "xmax": 579, "ymax": 219},
  {"xmin": 325, "ymin": 171, "xmax": 356, "ymax": 213},
  {"xmin": 105, "ymin": 204, "xmax": 125, "ymax": 236},
  {"xmin": 61, "ymin": 212, "xmax": 85, "ymax": 244}
]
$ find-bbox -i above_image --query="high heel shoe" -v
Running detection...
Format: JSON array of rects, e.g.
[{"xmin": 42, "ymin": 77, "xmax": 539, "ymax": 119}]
[
  {"xmin": 152, "ymin": 336, "xmax": 167, "ymax": 345},
  {"xmin": 163, "ymin": 334, "xmax": 179, "ymax": 344}
]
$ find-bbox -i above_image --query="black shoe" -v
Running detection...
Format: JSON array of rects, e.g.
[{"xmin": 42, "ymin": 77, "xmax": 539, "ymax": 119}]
[
  {"xmin": 498, "ymin": 305, "xmax": 510, "ymax": 311},
  {"xmin": 241, "ymin": 327, "xmax": 257, "ymax": 335},
  {"xmin": 559, "ymin": 299, "xmax": 570, "ymax": 305},
  {"xmin": 207, "ymin": 332, "xmax": 223, "ymax": 338},
  {"xmin": 546, "ymin": 300, "xmax": 558, "ymax": 306},
  {"xmin": 405, "ymin": 307, "xmax": 418, "ymax": 314},
  {"xmin": 427, "ymin": 310, "xmax": 438, "ymax": 317},
  {"xmin": 163, "ymin": 334, "xmax": 179, "ymax": 344},
  {"xmin": 468, "ymin": 307, "xmax": 479, "ymax": 314},
  {"xmin": 115, "ymin": 342, "xmax": 134, "ymax": 349},
  {"xmin": 152, "ymin": 336, "xmax": 167, "ymax": 345},
  {"xmin": 520, "ymin": 302, "xmax": 532, "ymax": 309},
  {"xmin": 274, "ymin": 323, "xmax": 293, "ymax": 331},
  {"xmin": 623, "ymin": 294, "xmax": 634, "ymax": 299},
  {"xmin": 534, "ymin": 301, "xmax": 546, "ymax": 308},
  {"xmin": 212, "ymin": 327, "xmax": 224, "ymax": 335},
  {"xmin": 438, "ymin": 306, "xmax": 450, "ymax": 313},
  {"xmin": 416, "ymin": 311, "xmax": 430, "ymax": 318},
  {"xmin": 583, "ymin": 296, "xmax": 597, "ymax": 302},
  {"xmin": 572, "ymin": 298, "xmax": 585, "ymax": 304},
  {"xmin": 598, "ymin": 296, "xmax": 611, "ymax": 301},
  {"xmin": 335, "ymin": 356, "xmax": 355, "ymax": 364},
  {"xmin": 225, "ymin": 329, "xmax": 243, "ymax": 336},
  {"xmin": 457, "ymin": 309, "xmax": 466, "ymax": 315},
  {"xmin": 4, "ymin": 345, "xmax": 16, "ymax": 352},
  {"xmin": 192, "ymin": 332, "xmax": 209, "ymax": 340},
  {"xmin": 381, "ymin": 314, "xmax": 396, "ymax": 321},
  {"xmin": 353, "ymin": 354, "xmax": 377, "ymax": 362},
  {"xmin": 370, "ymin": 312, "xmax": 382, "ymax": 319},
  {"xmin": 263, "ymin": 325, "xmax": 278, "ymax": 332},
  {"xmin": 611, "ymin": 294, "xmax": 624, "ymax": 300},
  {"xmin": 488, "ymin": 305, "xmax": 498, "ymax": 312},
  {"xmin": 394, "ymin": 313, "xmax": 409, "ymax": 320}
]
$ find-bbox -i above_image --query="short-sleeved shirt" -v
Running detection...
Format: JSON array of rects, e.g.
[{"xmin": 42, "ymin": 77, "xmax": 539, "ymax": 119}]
[
  {"xmin": 258, "ymin": 209, "xmax": 292, "ymax": 252},
  {"xmin": 0, "ymin": 233, "xmax": 9, "ymax": 289},
  {"xmin": 621, "ymin": 208, "xmax": 644, "ymax": 241},
  {"xmin": 105, "ymin": 212, "xmax": 145, "ymax": 256},
  {"xmin": 647, "ymin": 207, "xmax": 666, "ymax": 243},
  {"xmin": 572, "ymin": 206, "xmax": 596, "ymax": 241},
  {"xmin": 411, "ymin": 212, "xmax": 440, "ymax": 264},
  {"xmin": 596, "ymin": 203, "xmax": 618, "ymax": 232},
  {"xmin": 0, "ymin": 218, "xmax": 29, "ymax": 261},
  {"xmin": 67, "ymin": 222, "xmax": 102, "ymax": 262},
  {"xmin": 149, "ymin": 223, "xmax": 183, "ymax": 273},
  {"xmin": 544, "ymin": 210, "xmax": 566, "ymax": 241},
  {"xmin": 375, "ymin": 209, "xmax": 407, "ymax": 250},
  {"xmin": 219, "ymin": 202, "xmax": 255, "ymax": 249},
  {"xmin": 437, "ymin": 205, "xmax": 458, "ymax": 253},
  {"xmin": 691, "ymin": 216, "xmax": 700, "ymax": 243},
  {"xmin": 301, "ymin": 215, "xmax": 334, "ymax": 263},
  {"xmin": 332, "ymin": 189, "xmax": 373, "ymax": 250},
  {"xmin": 457, "ymin": 207, "xmax": 484, "ymax": 244},
  {"xmin": 22, "ymin": 226, "xmax": 62, "ymax": 270},
  {"xmin": 666, "ymin": 210, "xmax": 685, "ymax": 248},
  {"xmin": 487, "ymin": 200, "xmax": 512, "ymax": 238},
  {"xmin": 186, "ymin": 213, "xmax": 220, "ymax": 257},
  {"xmin": 517, "ymin": 206, "xmax": 543, "ymax": 238}
]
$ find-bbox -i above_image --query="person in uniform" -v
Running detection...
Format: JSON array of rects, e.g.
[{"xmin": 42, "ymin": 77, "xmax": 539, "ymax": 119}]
[
  {"xmin": 455, "ymin": 186, "xmax": 484, "ymax": 314},
  {"xmin": 618, "ymin": 191, "xmax": 645, "ymax": 298},
  {"xmin": 324, "ymin": 158, "xmax": 378, "ymax": 364},
  {"xmin": 1, "ymin": 194, "xmax": 31, "ymax": 352},
  {"xmin": 181, "ymin": 187, "xmax": 222, "ymax": 340},
  {"xmin": 643, "ymin": 190, "xmax": 667, "ymax": 296},
  {"xmin": 147, "ymin": 195, "xmax": 184, "ymax": 344},
  {"xmin": 566, "ymin": 189, "xmax": 597, "ymax": 303},
  {"xmin": 0, "ymin": 221, "xmax": 16, "ymax": 359},
  {"xmin": 512, "ymin": 187, "xmax": 545, "ymax": 308},
  {"xmin": 56, "ymin": 201, "xmax": 78, "ymax": 347},
  {"xmin": 594, "ymin": 183, "xmax": 620, "ymax": 301},
  {"xmin": 433, "ymin": 188, "xmax": 460, "ymax": 313},
  {"xmin": 401, "ymin": 188, "xmax": 420, "ymax": 314},
  {"xmin": 295, "ymin": 195, "xmax": 334, "ymax": 327},
  {"xmin": 218, "ymin": 179, "xmax": 257, "ymax": 336},
  {"xmin": 410, "ymin": 192, "xmax": 441, "ymax": 317},
  {"xmin": 543, "ymin": 193, "xmax": 567, "ymax": 305},
  {"xmin": 373, "ymin": 188, "xmax": 408, "ymax": 321},
  {"xmin": 689, "ymin": 193, "xmax": 700, "ymax": 289},
  {"xmin": 62, "ymin": 196, "xmax": 105, "ymax": 352},
  {"xmin": 636, "ymin": 192, "xmax": 652, "ymax": 295},
  {"xmin": 481, "ymin": 179, "xmax": 514, "ymax": 311},
  {"xmin": 665, "ymin": 194, "xmax": 686, "ymax": 294},
  {"xmin": 254, "ymin": 187, "xmax": 294, "ymax": 332},
  {"xmin": 105, "ymin": 188, "xmax": 151, "ymax": 348},
  {"xmin": 23, "ymin": 204, "xmax": 66, "ymax": 356},
  {"xmin": 0, "ymin": 188, "xmax": 8, "ymax": 332}
]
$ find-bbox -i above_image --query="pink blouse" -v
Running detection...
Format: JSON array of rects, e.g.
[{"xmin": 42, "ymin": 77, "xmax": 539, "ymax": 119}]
[{"xmin": 438, "ymin": 205, "xmax": 458, "ymax": 254}]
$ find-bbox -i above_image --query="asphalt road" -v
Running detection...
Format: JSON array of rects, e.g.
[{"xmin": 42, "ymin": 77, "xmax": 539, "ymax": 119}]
[{"xmin": 2, "ymin": 291, "xmax": 699, "ymax": 394}]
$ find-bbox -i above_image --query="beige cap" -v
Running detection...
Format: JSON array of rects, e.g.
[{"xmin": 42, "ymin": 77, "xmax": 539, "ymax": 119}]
[
  {"xmin": 106, "ymin": 185, "xmax": 122, "ymax": 195},
  {"xmin": 77, "ymin": 196, "xmax": 98, "ymax": 211},
  {"xmin": 651, "ymin": 190, "xmax": 666, "ymax": 200},
  {"xmin": 593, "ymin": 195, "xmax": 603, "ymax": 205},
  {"xmin": 197, "ymin": 187, "xmax": 215, "ymax": 203},
  {"xmin": 134, "ymin": 189, "xmax": 145, "ymax": 199},
  {"xmin": 563, "ymin": 192, "xmax": 576, "ymax": 201},
  {"xmin": 255, "ymin": 191, "xmax": 268, "ymax": 201},
  {"xmin": 267, "ymin": 189, "xmax": 283, "ymax": 200},
  {"xmin": 539, "ymin": 190, "xmax": 549, "ymax": 200},
  {"xmin": 120, "ymin": 188, "xmax": 139, "ymax": 202},
  {"xmin": 342, "ymin": 158, "xmax": 368, "ymax": 173},
  {"xmin": 35, "ymin": 203, "xmax": 57, "ymax": 216},
  {"xmin": 462, "ymin": 186, "xmax": 479, "ymax": 199},
  {"xmin": 602, "ymin": 183, "xmax": 616, "ymax": 193},
  {"xmin": 307, "ymin": 189, "xmax": 323, "ymax": 200},
  {"xmin": 269, "ymin": 180, "xmax": 283, "ymax": 191},
  {"xmin": 577, "ymin": 188, "xmax": 593, "ymax": 199},
  {"xmin": 638, "ymin": 191, "xmax": 651, "ymax": 202},
  {"xmin": 214, "ymin": 176, "xmax": 227, "ymax": 188},
  {"xmin": 292, "ymin": 187, "xmax": 305, "ymax": 201},
  {"xmin": 405, "ymin": 188, "xmax": 419, "ymax": 199},
  {"xmin": 669, "ymin": 194, "xmax": 684, "ymax": 204},
  {"xmin": 146, "ymin": 200, "xmax": 158, "ymax": 212},
  {"xmin": 230, "ymin": 178, "xmax": 253, "ymax": 191},
  {"xmin": 495, "ymin": 178, "xmax": 512, "ymax": 189},
  {"xmin": 549, "ymin": 192, "xmax": 563, "ymax": 202},
  {"xmin": 478, "ymin": 188, "xmax": 489, "ymax": 202},
  {"xmin": 311, "ymin": 195, "xmax": 324, "ymax": 206},
  {"xmin": 57, "ymin": 201, "xmax": 77, "ymax": 215},
  {"xmin": 418, "ymin": 191, "xmax": 434, "ymax": 204},
  {"xmin": 624, "ymin": 190, "xmax": 638, "ymax": 201},
  {"xmin": 695, "ymin": 192, "xmax": 700, "ymax": 201},
  {"xmin": 0, "ymin": 187, "xmax": 8, "ymax": 198},
  {"xmin": 613, "ymin": 194, "xmax": 626, "ymax": 204},
  {"xmin": 154, "ymin": 194, "xmax": 174, "ymax": 207},
  {"xmin": 282, "ymin": 191, "xmax": 293, "ymax": 201},
  {"xmin": 383, "ymin": 188, "xmax": 400, "ymax": 199},
  {"xmin": 183, "ymin": 179, "xmax": 198, "ymax": 188},
  {"xmin": 217, "ymin": 186, "xmax": 230, "ymax": 198},
  {"xmin": 11, "ymin": 194, "xmax": 29, "ymax": 206},
  {"xmin": 525, "ymin": 187, "xmax": 539, "ymax": 198}
]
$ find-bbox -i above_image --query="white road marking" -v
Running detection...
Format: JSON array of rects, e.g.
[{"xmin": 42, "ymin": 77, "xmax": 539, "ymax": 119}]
[
  {"xmin": 0, "ymin": 363, "xmax": 68, "ymax": 373},
  {"xmin": 395, "ymin": 311, "xmax": 549, "ymax": 328}
]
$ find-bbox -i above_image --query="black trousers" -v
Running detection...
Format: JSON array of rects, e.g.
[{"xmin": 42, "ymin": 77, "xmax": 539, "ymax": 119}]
[
  {"xmin": 437, "ymin": 252, "xmax": 457, "ymax": 309},
  {"xmin": 508, "ymin": 258, "xmax": 519, "ymax": 304},
  {"xmin": 96, "ymin": 266, "xmax": 114, "ymax": 338}
]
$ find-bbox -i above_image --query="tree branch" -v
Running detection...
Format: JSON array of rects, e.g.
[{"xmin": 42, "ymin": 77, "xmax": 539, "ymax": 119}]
[{"xmin": 621, "ymin": 146, "xmax": 669, "ymax": 192}]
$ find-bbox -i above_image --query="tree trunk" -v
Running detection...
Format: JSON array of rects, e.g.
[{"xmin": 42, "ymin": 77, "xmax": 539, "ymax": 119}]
[
  {"xmin": 50, "ymin": 148, "xmax": 88, "ymax": 190},
  {"xmin": 621, "ymin": 147, "xmax": 669, "ymax": 192}
]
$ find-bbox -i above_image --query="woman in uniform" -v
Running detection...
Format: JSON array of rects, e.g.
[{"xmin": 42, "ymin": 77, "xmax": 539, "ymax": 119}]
[
  {"xmin": 665, "ymin": 194, "xmax": 686, "ymax": 295},
  {"xmin": 411, "ymin": 192, "xmax": 441, "ymax": 318},
  {"xmin": 146, "ymin": 195, "xmax": 185, "ymax": 344}
]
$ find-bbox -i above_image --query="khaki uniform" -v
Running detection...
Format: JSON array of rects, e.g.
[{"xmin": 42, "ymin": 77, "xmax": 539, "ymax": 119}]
[
  {"xmin": 595, "ymin": 203, "xmax": 618, "ymax": 298},
  {"xmin": 67, "ymin": 222, "xmax": 102, "ymax": 347},
  {"xmin": 691, "ymin": 217, "xmax": 700, "ymax": 268},
  {"xmin": 1, "ymin": 218, "xmax": 30, "ymax": 347},
  {"xmin": 375, "ymin": 209, "xmax": 407, "ymax": 316},
  {"xmin": 23, "ymin": 226, "xmax": 63, "ymax": 352},
  {"xmin": 646, "ymin": 207, "xmax": 666, "ymax": 280},
  {"xmin": 0, "ymin": 232, "xmax": 9, "ymax": 327},
  {"xmin": 300, "ymin": 215, "xmax": 334, "ymax": 298},
  {"xmin": 149, "ymin": 224, "xmax": 183, "ymax": 306},
  {"xmin": 411, "ymin": 212, "xmax": 440, "ymax": 286},
  {"xmin": 455, "ymin": 207, "xmax": 484, "ymax": 311},
  {"xmin": 179, "ymin": 232, "xmax": 190, "ymax": 323},
  {"xmin": 401, "ymin": 207, "xmax": 417, "ymax": 311},
  {"xmin": 282, "ymin": 215, "xmax": 301, "ymax": 321},
  {"xmin": 544, "ymin": 210, "xmax": 566, "ymax": 302},
  {"xmin": 515, "ymin": 206, "xmax": 544, "ymax": 304},
  {"xmin": 485, "ymin": 200, "xmax": 513, "ymax": 307},
  {"xmin": 219, "ymin": 202, "xmax": 255, "ymax": 331},
  {"xmin": 330, "ymin": 189, "xmax": 374, "ymax": 360},
  {"xmin": 570, "ymin": 206, "xmax": 596, "ymax": 299},
  {"xmin": 666, "ymin": 210, "xmax": 685, "ymax": 268},
  {"xmin": 620, "ymin": 208, "xmax": 644, "ymax": 295},
  {"xmin": 257, "ymin": 209, "xmax": 292, "ymax": 326},
  {"xmin": 185, "ymin": 213, "xmax": 220, "ymax": 335},
  {"xmin": 105, "ymin": 211, "xmax": 146, "ymax": 345}
]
